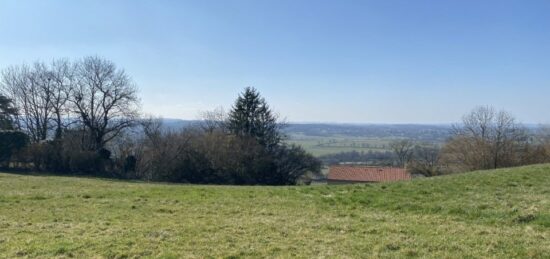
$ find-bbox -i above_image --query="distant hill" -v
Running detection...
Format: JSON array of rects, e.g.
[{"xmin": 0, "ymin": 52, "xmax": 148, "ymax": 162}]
[
  {"xmin": 160, "ymin": 119, "xmax": 200, "ymax": 130},
  {"xmin": 159, "ymin": 119, "xmax": 453, "ymax": 156},
  {"xmin": 160, "ymin": 119, "xmax": 452, "ymax": 142},
  {"xmin": 284, "ymin": 123, "xmax": 452, "ymax": 142}
]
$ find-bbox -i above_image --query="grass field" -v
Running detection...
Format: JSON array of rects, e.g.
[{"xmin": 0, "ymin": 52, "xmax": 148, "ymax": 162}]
[
  {"xmin": 287, "ymin": 134, "xmax": 395, "ymax": 156},
  {"xmin": 1, "ymin": 165, "xmax": 550, "ymax": 258}
]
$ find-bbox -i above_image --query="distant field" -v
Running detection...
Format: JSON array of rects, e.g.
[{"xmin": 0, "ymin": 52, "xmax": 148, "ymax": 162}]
[
  {"xmin": 1, "ymin": 165, "xmax": 549, "ymax": 257},
  {"xmin": 283, "ymin": 124, "xmax": 450, "ymax": 156},
  {"xmin": 287, "ymin": 137, "xmax": 389, "ymax": 156},
  {"xmin": 286, "ymin": 134, "xmax": 395, "ymax": 156}
]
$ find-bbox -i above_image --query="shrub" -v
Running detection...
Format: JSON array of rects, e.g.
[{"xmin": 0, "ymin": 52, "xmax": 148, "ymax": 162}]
[
  {"xmin": 0, "ymin": 131, "xmax": 29, "ymax": 168},
  {"xmin": 66, "ymin": 151, "xmax": 102, "ymax": 174}
]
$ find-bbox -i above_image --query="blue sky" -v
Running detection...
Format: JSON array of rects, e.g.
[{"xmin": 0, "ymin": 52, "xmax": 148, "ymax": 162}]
[{"xmin": 1, "ymin": 0, "xmax": 549, "ymax": 123}]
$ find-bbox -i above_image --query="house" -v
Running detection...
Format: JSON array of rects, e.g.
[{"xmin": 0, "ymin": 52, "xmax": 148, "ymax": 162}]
[{"xmin": 327, "ymin": 165, "xmax": 411, "ymax": 184}]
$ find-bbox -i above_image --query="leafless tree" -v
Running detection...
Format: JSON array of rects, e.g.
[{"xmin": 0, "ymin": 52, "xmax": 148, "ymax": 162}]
[
  {"xmin": 1, "ymin": 63, "xmax": 53, "ymax": 142},
  {"xmin": 198, "ymin": 106, "xmax": 228, "ymax": 133},
  {"xmin": 491, "ymin": 111, "xmax": 527, "ymax": 168},
  {"xmin": 1, "ymin": 60, "xmax": 77, "ymax": 142},
  {"xmin": 409, "ymin": 144, "xmax": 442, "ymax": 176},
  {"xmin": 48, "ymin": 59, "xmax": 75, "ymax": 139},
  {"xmin": 390, "ymin": 139, "xmax": 414, "ymax": 167},
  {"xmin": 140, "ymin": 116, "xmax": 164, "ymax": 146},
  {"xmin": 70, "ymin": 56, "xmax": 140, "ymax": 151},
  {"xmin": 136, "ymin": 127, "xmax": 194, "ymax": 181},
  {"xmin": 442, "ymin": 106, "xmax": 528, "ymax": 172}
]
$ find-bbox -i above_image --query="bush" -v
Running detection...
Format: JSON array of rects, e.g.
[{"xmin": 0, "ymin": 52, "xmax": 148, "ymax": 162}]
[
  {"xmin": 65, "ymin": 151, "xmax": 103, "ymax": 174},
  {"xmin": 0, "ymin": 131, "xmax": 29, "ymax": 168},
  {"xmin": 133, "ymin": 128, "xmax": 320, "ymax": 185}
]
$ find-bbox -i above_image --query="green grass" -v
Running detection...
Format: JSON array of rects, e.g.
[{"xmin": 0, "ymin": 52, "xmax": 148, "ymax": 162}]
[{"xmin": 1, "ymin": 165, "xmax": 550, "ymax": 258}]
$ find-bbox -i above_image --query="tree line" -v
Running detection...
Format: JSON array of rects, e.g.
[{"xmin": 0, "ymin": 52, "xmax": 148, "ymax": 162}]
[
  {"xmin": 313, "ymin": 106, "xmax": 550, "ymax": 177},
  {"xmin": 1, "ymin": 57, "xmax": 549, "ymax": 182},
  {"xmin": 0, "ymin": 57, "xmax": 320, "ymax": 185},
  {"xmin": 391, "ymin": 106, "xmax": 550, "ymax": 176}
]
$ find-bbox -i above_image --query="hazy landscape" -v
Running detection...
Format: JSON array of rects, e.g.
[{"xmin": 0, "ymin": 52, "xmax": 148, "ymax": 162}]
[
  {"xmin": 1, "ymin": 1, "xmax": 549, "ymax": 258},
  {"xmin": 161, "ymin": 120, "xmax": 452, "ymax": 156}
]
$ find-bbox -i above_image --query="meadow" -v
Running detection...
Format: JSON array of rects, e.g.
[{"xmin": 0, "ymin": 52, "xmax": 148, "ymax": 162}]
[
  {"xmin": 286, "ymin": 134, "xmax": 394, "ymax": 156},
  {"xmin": 1, "ymin": 164, "xmax": 549, "ymax": 258},
  {"xmin": 284, "ymin": 124, "xmax": 449, "ymax": 156}
]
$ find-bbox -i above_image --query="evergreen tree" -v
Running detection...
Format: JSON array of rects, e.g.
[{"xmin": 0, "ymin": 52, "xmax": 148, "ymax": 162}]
[
  {"xmin": 228, "ymin": 87, "xmax": 283, "ymax": 149},
  {"xmin": 0, "ymin": 95, "xmax": 27, "ymax": 166},
  {"xmin": 0, "ymin": 95, "xmax": 17, "ymax": 130}
]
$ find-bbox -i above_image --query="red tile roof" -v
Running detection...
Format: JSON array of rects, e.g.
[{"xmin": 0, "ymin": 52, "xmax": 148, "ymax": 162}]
[{"xmin": 327, "ymin": 166, "xmax": 411, "ymax": 182}]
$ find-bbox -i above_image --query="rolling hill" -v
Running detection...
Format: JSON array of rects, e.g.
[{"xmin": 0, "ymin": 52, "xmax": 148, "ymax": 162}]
[{"xmin": 0, "ymin": 164, "xmax": 549, "ymax": 258}]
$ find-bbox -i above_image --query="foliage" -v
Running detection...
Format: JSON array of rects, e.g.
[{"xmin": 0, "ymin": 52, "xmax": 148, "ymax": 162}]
[
  {"xmin": 128, "ymin": 87, "xmax": 321, "ymax": 185},
  {"xmin": 0, "ymin": 131, "xmax": 29, "ymax": 166},
  {"xmin": 135, "ymin": 128, "xmax": 319, "ymax": 185},
  {"xmin": 0, "ymin": 95, "xmax": 17, "ymax": 130},
  {"xmin": 228, "ymin": 87, "xmax": 283, "ymax": 149},
  {"xmin": 1, "ymin": 70, "xmax": 318, "ymax": 185},
  {"xmin": 270, "ymin": 144, "xmax": 322, "ymax": 184},
  {"xmin": 0, "ymin": 164, "xmax": 549, "ymax": 257}
]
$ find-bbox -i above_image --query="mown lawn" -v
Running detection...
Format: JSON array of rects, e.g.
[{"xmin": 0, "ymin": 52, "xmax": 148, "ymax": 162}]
[{"xmin": 1, "ymin": 164, "xmax": 549, "ymax": 258}]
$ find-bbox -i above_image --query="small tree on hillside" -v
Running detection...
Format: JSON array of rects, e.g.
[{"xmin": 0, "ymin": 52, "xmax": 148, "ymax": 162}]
[
  {"xmin": 408, "ymin": 144, "xmax": 442, "ymax": 176},
  {"xmin": 224, "ymin": 87, "xmax": 320, "ymax": 185},
  {"xmin": 227, "ymin": 87, "xmax": 283, "ymax": 149},
  {"xmin": 441, "ymin": 106, "xmax": 528, "ymax": 172},
  {"xmin": 390, "ymin": 139, "xmax": 415, "ymax": 167}
]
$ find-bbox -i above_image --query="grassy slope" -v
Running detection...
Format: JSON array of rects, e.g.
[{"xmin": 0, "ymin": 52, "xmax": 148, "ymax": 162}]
[{"xmin": 0, "ymin": 165, "xmax": 549, "ymax": 258}]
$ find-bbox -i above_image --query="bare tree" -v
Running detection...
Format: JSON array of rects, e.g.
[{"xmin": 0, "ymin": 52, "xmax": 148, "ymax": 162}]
[
  {"xmin": 70, "ymin": 56, "xmax": 140, "ymax": 151},
  {"xmin": 492, "ymin": 111, "xmax": 527, "ymax": 168},
  {"xmin": 409, "ymin": 144, "xmax": 441, "ymax": 176},
  {"xmin": 452, "ymin": 106, "xmax": 496, "ymax": 169},
  {"xmin": 140, "ymin": 116, "xmax": 164, "ymax": 147},
  {"xmin": 1, "ymin": 63, "xmax": 54, "ymax": 142},
  {"xmin": 48, "ymin": 59, "xmax": 75, "ymax": 139},
  {"xmin": 198, "ymin": 106, "xmax": 228, "ymax": 133},
  {"xmin": 1, "ymin": 60, "xmax": 77, "ymax": 141},
  {"xmin": 442, "ymin": 106, "xmax": 528, "ymax": 172},
  {"xmin": 390, "ymin": 139, "xmax": 414, "ymax": 167},
  {"xmin": 136, "ymin": 128, "xmax": 194, "ymax": 181}
]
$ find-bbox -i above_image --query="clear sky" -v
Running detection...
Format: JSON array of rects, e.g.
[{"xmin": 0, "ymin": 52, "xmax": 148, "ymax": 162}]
[{"xmin": 0, "ymin": 0, "xmax": 549, "ymax": 124}]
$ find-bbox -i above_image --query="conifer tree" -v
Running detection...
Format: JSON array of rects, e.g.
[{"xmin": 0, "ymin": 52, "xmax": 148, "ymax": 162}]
[
  {"xmin": 0, "ymin": 95, "xmax": 17, "ymax": 130},
  {"xmin": 227, "ymin": 87, "xmax": 282, "ymax": 149}
]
